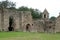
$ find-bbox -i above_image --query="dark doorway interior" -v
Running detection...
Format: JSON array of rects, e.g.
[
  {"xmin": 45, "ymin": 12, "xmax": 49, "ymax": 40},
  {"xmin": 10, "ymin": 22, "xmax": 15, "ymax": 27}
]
[
  {"xmin": 8, "ymin": 16, "xmax": 14, "ymax": 31},
  {"xmin": 26, "ymin": 24, "xmax": 30, "ymax": 32},
  {"xmin": 44, "ymin": 14, "xmax": 46, "ymax": 18}
]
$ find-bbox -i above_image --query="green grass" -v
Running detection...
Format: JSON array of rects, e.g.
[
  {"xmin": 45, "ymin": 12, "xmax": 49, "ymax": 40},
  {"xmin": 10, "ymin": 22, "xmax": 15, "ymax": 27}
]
[{"xmin": 0, "ymin": 32, "xmax": 60, "ymax": 40}]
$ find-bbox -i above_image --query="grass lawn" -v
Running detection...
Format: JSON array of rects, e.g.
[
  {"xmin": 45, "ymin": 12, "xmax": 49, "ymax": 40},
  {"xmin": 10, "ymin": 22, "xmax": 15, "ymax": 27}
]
[{"xmin": 0, "ymin": 32, "xmax": 60, "ymax": 40}]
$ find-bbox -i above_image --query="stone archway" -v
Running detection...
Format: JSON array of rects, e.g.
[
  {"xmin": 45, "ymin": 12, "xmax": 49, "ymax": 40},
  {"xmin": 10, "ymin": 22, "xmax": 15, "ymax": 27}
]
[
  {"xmin": 8, "ymin": 16, "xmax": 14, "ymax": 31},
  {"xmin": 26, "ymin": 24, "xmax": 31, "ymax": 32}
]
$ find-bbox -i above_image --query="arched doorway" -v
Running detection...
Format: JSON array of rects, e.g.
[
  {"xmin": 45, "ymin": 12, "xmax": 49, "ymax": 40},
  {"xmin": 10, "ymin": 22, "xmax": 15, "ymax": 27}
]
[
  {"xmin": 8, "ymin": 16, "xmax": 14, "ymax": 31},
  {"xmin": 26, "ymin": 24, "xmax": 30, "ymax": 32}
]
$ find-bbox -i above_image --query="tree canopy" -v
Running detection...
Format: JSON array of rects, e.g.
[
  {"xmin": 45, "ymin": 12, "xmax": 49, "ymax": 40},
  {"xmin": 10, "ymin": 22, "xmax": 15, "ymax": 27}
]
[
  {"xmin": 0, "ymin": 0, "xmax": 16, "ymax": 9},
  {"xmin": 17, "ymin": 6, "xmax": 29, "ymax": 11},
  {"xmin": 50, "ymin": 16, "xmax": 56, "ymax": 21}
]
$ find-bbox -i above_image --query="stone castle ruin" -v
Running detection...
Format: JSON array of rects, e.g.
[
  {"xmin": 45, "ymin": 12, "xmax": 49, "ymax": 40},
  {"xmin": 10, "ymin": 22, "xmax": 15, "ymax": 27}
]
[{"xmin": 0, "ymin": 9, "xmax": 60, "ymax": 33}]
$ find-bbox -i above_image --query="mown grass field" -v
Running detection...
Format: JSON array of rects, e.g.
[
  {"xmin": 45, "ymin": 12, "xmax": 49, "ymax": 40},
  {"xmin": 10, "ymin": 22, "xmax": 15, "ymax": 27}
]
[{"xmin": 0, "ymin": 32, "xmax": 60, "ymax": 40}]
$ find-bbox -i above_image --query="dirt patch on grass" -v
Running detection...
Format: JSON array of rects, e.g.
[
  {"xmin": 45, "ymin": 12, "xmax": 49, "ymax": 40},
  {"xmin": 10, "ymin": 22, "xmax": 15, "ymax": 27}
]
[{"xmin": 0, "ymin": 36, "xmax": 41, "ymax": 40}]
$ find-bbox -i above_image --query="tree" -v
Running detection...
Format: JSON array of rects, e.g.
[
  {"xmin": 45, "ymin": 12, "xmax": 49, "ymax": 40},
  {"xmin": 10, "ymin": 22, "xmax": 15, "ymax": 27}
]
[
  {"xmin": 39, "ymin": 13, "xmax": 42, "ymax": 19},
  {"xmin": 50, "ymin": 16, "xmax": 56, "ymax": 21},
  {"xmin": 0, "ymin": 0, "xmax": 16, "ymax": 9},
  {"xmin": 29, "ymin": 8, "xmax": 42, "ymax": 19},
  {"xmin": 18, "ymin": 6, "xmax": 29, "ymax": 11},
  {"xmin": 0, "ymin": 0, "xmax": 8, "ymax": 8},
  {"xmin": 8, "ymin": 1, "xmax": 16, "ymax": 9}
]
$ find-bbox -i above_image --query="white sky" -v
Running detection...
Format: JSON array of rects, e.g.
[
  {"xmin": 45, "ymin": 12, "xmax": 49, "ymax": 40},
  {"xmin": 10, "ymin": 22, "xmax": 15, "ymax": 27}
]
[{"xmin": 0, "ymin": 0, "xmax": 60, "ymax": 17}]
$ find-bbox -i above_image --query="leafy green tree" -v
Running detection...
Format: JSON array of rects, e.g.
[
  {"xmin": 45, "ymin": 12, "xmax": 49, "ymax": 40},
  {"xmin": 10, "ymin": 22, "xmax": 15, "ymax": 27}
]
[
  {"xmin": 0, "ymin": 0, "xmax": 16, "ymax": 9},
  {"xmin": 30, "ymin": 8, "xmax": 39, "ymax": 19},
  {"xmin": 29, "ymin": 8, "xmax": 42, "ymax": 19},
  {"xmin": 8, "ymin": 1, "xmax": 16, "ymax": 9},
  {"xmin": 39, "ymin": 13, "xmax": 42, "ymax": 19},
  {"xmin": 18, "ymin": 6, "xmax": 29, "ymax": 11},
  {"xmin": 50, "ymin": 16, "xmax": 56, "ymax": 21},
  {"xmin": 0, "ymin": 0, "xmax": 8, "ymax": 8}
]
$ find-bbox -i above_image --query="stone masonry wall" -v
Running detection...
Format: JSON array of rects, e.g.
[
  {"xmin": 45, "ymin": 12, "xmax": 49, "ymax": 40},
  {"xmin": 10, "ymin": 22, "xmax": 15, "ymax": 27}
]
[
  {"xmin": 0, "ymin": 10, "xmax": 2, "ymax": 31},
  {"xmin": 21, "ymin": 11, "xmax": 33, "ymax": 32}
]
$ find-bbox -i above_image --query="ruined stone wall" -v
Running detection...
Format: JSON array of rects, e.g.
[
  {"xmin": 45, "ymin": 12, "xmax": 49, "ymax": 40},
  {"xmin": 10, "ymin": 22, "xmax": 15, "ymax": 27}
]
[
  {"xmin": 44, "ymin": 20, "xmax": 55, "ymax": 33},
  {"xmin": 33, "ymin": 19, "xmax": 44, "ymax": 32},
  {"xmin": 0, "ymin": 10, "xmax": 2, "ymax": 31},
  {"xmin": 33, "ymin": 19, "xmax": 56, "ymax": 33},
  {"xmin": 55, "ymin": 16, "xmax": 60, "ymax": 32},
  {"xmin": 0, "ymin": 9, "xmax": 57, "ymax": 32},
  {"xmin": 0, "ymin": 9, "xmax": 33, "ymax": 32},
  {"xmin": 3, "ymin": 9, "xmax": 9, "ymax": 31},
  {"xmin": 2, "ymin": 9, "xmax": 20, "ymax": 31},
  {"xmin": 21, "ymin": 11, "xmax": 33, "ymax": 32}
]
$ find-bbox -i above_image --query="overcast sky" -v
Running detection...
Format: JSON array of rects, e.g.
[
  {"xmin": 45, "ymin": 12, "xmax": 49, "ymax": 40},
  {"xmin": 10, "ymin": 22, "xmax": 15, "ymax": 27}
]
[{"xmin": 0, "ymin": 0, "xmax": 60, "ymax": 17}]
